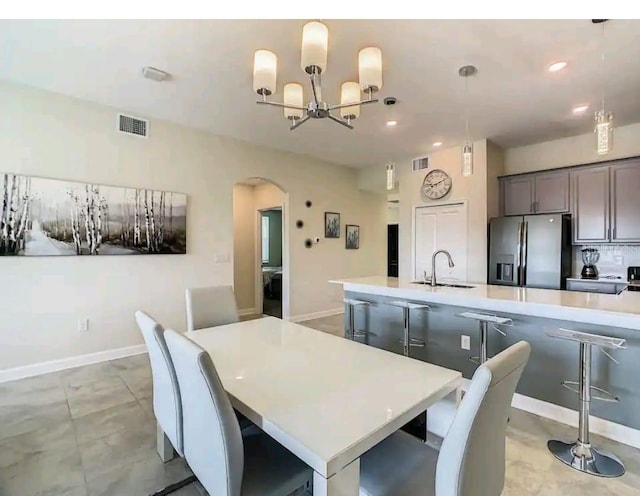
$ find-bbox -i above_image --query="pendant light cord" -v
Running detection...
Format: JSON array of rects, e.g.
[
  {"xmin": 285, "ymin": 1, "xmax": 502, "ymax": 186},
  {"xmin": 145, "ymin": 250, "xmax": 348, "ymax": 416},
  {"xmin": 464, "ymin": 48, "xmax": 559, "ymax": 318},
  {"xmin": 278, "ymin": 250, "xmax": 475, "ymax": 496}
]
[
  {"xmin": 464, "ymin": 73, "xmax": 470, "ymax": 146},
  {"xmin": 601, "ymin": 22, "xmax": 606, "ymax": 113}
]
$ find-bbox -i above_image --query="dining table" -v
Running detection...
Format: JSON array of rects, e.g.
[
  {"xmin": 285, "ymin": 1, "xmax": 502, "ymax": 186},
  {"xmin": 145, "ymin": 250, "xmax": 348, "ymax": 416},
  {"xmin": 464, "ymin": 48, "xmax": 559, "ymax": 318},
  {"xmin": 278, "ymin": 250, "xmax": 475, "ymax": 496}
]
[{"xmin": 185, "ymin": 316, "xmax": 462, "ymax": 496}]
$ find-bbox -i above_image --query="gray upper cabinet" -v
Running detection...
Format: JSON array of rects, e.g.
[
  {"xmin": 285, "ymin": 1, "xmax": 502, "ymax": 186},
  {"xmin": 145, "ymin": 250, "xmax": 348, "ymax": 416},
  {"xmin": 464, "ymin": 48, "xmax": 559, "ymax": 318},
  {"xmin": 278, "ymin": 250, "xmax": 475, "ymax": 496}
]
[
  {"xmin": 502, "ymin": 176, "xmax": 534, "ymax": 216},
  {"xmin": 534, "ymin": 171, "xmax": 570, "ymax": 213},
  {"xmin": 611, "ymin": 160, "xmax": 640, "ymax": 242},
  {"xmin": 571, "ymin": 166, "xmax": 610, "ymax": 243}
]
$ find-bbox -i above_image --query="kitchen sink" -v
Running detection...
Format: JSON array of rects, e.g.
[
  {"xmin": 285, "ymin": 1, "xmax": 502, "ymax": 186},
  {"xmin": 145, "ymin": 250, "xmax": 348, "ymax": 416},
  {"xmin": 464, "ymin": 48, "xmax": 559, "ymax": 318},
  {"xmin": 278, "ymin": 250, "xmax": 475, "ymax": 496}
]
[{"xmin": 412, "ymin": 281, "xmax": 475, "ymax": 289}]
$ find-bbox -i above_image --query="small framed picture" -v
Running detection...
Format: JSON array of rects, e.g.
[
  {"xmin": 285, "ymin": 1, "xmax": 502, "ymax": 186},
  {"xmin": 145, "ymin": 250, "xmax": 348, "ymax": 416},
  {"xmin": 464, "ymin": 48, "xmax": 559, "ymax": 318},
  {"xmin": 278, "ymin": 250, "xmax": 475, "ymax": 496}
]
[
  {"xmin": 345, "ymin": 224, "xmax": 360, "ymax": 249},
  {"xmin": 324, "ymin": 212, "xmax": 340, "ymax": 238}
]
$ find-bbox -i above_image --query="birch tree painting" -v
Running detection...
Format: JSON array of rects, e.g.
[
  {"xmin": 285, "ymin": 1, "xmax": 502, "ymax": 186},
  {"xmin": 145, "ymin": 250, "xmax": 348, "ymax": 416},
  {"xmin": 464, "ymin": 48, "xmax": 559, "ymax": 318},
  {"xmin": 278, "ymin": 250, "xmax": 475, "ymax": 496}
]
[{"xmin": 0, "ymin": 173, "xmax": 187, "ymax": 256}]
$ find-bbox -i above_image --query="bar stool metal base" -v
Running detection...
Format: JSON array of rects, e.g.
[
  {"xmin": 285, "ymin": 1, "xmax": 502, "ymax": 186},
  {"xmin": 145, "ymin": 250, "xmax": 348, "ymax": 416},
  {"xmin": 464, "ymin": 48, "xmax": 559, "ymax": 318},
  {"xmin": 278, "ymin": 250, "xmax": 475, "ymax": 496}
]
[{"xmin": 548, "ymin": 440, "xmax": 625, "ymax": 478}]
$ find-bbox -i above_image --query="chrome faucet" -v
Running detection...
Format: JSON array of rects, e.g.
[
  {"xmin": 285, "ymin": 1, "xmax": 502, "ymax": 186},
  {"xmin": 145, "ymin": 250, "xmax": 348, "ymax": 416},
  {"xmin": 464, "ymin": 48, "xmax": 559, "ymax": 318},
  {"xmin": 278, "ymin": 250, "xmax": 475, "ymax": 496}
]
[{"xmin": 430, "ymin": 250, "xmax": 455, "ymax": 287}]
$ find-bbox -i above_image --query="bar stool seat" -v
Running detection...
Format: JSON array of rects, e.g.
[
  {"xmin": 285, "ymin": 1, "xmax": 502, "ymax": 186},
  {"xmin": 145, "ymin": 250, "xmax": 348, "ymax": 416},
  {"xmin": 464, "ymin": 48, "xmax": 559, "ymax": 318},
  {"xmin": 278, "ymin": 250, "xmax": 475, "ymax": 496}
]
[
  {"xmin": 547, "ymin": 328, "xmax": 626, "ymax": 478},
  {"xmin": 387, "ymin": 301, "xmax": 430, "ymax": 357},
  {"xmin": 343, "ymin": 298, "xmax": 371, "ymax": 341}
]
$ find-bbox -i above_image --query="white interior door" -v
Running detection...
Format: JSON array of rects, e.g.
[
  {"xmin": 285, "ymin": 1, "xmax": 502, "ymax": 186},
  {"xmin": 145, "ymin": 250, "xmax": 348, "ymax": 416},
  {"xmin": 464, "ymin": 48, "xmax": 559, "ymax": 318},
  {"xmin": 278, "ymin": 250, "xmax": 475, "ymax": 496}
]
[{"xmin": 414, "ymin": 203, "xmax": 468, "ymax": 282}]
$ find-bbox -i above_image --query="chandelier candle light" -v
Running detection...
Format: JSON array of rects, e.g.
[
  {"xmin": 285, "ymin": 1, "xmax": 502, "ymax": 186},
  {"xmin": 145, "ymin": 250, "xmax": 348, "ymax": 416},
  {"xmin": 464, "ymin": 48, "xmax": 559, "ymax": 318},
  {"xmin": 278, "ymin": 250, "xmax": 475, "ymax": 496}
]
[
  {"xmin": 253, "ymin": 21, "xmax": 383, "ymax": 130},
  {"xmin": 594, "ymin": 20, "xmax": 613, "ymax": 155},
  {"xmin": 459, "ymin": 65, "xmax": 477, "ymax": 177}
]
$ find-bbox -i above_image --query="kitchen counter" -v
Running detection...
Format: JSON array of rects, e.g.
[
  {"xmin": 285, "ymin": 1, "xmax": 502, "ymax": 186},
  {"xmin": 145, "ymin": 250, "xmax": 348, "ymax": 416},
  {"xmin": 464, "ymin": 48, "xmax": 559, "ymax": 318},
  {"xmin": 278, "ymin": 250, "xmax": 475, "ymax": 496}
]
[{"xmin": 330, "ymin": 276, "xmax": 640, "ymax": 331}]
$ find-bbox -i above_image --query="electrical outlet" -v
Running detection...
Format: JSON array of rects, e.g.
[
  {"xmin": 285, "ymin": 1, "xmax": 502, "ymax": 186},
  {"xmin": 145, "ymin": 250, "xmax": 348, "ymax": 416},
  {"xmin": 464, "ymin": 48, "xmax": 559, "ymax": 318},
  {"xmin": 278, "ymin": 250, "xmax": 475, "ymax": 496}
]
[
  {"xmin": 78, "ymin": 318, "xmax": 89, "ymax": 332},
  {"xmin": 461, "ymin": 335, "xmax": 471, "ymax": 350}
]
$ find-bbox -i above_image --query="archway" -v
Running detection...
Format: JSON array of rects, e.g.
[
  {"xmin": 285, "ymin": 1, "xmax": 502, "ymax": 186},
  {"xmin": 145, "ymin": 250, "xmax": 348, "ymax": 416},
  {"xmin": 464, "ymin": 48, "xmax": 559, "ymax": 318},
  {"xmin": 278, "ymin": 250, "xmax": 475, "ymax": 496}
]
[{"xmin": 232, "ymin": 177, "xmax": 290, "ymax": 319}]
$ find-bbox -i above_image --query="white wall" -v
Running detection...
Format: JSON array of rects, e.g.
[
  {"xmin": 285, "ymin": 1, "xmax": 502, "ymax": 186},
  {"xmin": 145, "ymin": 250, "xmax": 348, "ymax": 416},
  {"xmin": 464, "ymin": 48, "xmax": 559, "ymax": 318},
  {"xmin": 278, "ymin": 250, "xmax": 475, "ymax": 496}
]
[
  {"xmin": 505, "ymin": 122, "xmax": 640, "ymax": 175},
  {"xmin": 0, "ymin": 81, "xmax": 386, "ymax": 369},
  {"xmin": 396, "ymin": 140, "xmax": 489, "ymax": 283},
  {"xmin": 486, "ymin": 140, "xmax": 505, "ymax": 220}
]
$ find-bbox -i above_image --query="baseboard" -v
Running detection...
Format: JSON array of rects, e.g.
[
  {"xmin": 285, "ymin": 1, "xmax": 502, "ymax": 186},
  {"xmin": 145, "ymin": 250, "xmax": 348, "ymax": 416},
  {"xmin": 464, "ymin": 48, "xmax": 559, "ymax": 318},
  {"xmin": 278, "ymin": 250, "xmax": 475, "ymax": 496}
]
[
  {"xmin": 289, "ymin": 308, "xmax": 344, "ymax": 323},
  {"xmin": 0, "ymin": 344, "xmax": 148, "ymax": 384},
  {"xmin": 459, "ymin": 378, "xmax": 640, "ymax": 449},
  {"xmin": 238, "ymin": 308, "xmax": 259, "ymax": 317}
]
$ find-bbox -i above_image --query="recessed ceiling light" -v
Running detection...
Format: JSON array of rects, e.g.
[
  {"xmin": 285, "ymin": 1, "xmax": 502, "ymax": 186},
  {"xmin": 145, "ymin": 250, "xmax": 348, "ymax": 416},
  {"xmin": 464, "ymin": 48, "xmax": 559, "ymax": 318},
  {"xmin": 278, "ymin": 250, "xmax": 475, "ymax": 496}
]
[
  {"xmin": 433, "ymin": 141, "xmax": 443, "ymax": 147},
  {"xmin": 573, "ymin": 104, "xmax": 589, "ymax": 114},
  {"xmin": 386, "ymin": 120, "xmax": 398, "ymax": 127},
  {"xmin": 548, "ymin": 61, "xmax": 568, "ymax": 73}
]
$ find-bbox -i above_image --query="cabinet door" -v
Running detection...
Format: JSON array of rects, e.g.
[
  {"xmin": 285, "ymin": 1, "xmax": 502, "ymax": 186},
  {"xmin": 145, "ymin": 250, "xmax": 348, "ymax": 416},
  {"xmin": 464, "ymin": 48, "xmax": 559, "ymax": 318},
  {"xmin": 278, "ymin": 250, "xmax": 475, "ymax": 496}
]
[
  {"xmin": 534, "ymin": 171, "xmax": 570, "ymax": 213},
  {"xmin": 571, "ymin": 166, "xmax": 610, "ymax": 243},
  {"xmin": 503, "ymin": 177, "xmax": 534, "ymax": 216},
  {"xmin": 611, "ymin": 160, "xmax": 640, "ymax": 242}
]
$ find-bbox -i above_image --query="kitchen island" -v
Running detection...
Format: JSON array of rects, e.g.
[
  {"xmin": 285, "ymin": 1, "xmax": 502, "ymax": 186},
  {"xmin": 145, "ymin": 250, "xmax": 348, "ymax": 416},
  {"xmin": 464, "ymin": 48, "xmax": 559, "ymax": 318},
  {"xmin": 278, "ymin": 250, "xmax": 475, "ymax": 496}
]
[{"xmin": 330, "ymin": 276, "xmax": 640, "ymax": 447}]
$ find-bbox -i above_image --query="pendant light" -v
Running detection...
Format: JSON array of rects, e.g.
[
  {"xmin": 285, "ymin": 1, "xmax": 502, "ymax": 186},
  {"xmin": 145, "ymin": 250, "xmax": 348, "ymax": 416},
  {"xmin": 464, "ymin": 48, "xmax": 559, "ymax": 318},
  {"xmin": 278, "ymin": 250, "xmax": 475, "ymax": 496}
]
[
  {"xmin": 459, "ymin": 65, "xmax": 477, "ymax": 176},
  {"xmin": 386, "ymin": 163, "xmax": 395, "ymax": 190},
  {"xmin": 594, "ymin": 20, "xmax": 613, "ymax": 155}
]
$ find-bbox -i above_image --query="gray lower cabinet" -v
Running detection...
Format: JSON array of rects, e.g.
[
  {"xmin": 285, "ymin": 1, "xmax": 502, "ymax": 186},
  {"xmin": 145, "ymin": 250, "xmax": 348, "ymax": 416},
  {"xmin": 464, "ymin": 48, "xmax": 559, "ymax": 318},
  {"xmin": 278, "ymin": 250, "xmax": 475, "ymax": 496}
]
[
  {"xmin": 502, "ymin": 176, "xmax": 534, "ymax": 216},
  {"xmin": 611, "ymin": 160, "xmax": 640, "ymax": 242},
  {"xmin": 534, "ymin": 170, "xmax": 570, "ymax": 213},
  {"xmin": 571, "ymin": 166, "xmax": 610, "ymax": 243}
]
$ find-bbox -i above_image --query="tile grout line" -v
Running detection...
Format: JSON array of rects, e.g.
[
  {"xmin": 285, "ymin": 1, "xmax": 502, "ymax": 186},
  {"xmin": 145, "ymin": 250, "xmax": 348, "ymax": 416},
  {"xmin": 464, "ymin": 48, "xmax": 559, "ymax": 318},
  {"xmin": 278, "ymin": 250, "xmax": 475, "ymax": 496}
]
[{"xmin": 64, "ymin": 382, "xmax": 91, "ymax": 496}]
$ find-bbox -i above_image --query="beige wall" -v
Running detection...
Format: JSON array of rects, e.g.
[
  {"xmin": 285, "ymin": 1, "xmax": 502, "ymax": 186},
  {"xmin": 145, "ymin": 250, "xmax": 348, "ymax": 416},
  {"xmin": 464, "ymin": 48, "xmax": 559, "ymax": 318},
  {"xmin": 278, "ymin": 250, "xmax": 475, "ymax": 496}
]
[
  {"xmin": 232, "ymin": 182, "xmax": 286, "ymax": 313},
  {"xmin": 0, "ymin": 81, "xmax": 386, "ymax": 369},
  {"xmin": 504, "ymin": 122, "xmax": 640, "ymax": 175},
  {"xmin": 486, "ymin": 140, "xmax": 505, "ymax": 220}
]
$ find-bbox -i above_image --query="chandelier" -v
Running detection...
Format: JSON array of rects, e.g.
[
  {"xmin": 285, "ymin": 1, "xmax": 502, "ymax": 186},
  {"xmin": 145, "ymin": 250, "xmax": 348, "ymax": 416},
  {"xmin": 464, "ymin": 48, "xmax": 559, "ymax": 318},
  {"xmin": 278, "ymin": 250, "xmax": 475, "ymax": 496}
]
[{"xmin": 252, "ymin": 21, "xmax": 383, "ymax": 130}]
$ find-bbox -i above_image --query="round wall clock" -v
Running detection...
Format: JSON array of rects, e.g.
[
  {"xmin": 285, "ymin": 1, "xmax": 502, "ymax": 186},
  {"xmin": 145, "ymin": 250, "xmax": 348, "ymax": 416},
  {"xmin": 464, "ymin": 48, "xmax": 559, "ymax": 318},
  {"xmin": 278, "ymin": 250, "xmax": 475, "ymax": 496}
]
[{"xmin": 422, "ymin": 169, "xmax": 452, "ymax": 200}]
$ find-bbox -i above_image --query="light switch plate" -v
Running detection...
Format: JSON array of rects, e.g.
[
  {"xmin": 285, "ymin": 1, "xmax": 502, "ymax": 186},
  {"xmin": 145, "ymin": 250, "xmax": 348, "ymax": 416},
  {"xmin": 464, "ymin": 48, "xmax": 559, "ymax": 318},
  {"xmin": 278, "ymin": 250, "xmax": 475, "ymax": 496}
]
[
  {"xmin": 461, "ymin": 335, "xmax": 471, "ymax": 350},
  {"xmin": 214, "ymin": 253, "xmax": 230, "ymax": 263}
]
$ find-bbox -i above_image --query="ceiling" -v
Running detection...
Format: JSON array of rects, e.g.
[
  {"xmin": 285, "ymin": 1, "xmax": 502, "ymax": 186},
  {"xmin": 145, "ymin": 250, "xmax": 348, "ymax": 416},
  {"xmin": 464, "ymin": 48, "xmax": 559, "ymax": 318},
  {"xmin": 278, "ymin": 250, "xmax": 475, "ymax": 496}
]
[{"xmin": 1, "ymin": 19, "xmax": 639, "ymax": 167}]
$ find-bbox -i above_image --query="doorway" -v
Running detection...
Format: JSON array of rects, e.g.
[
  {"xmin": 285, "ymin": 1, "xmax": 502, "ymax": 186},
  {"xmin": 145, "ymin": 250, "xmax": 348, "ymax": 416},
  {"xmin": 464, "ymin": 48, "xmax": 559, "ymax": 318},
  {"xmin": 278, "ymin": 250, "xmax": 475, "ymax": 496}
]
[
  {"xmin": 260, "ymin": 208, "xmax": 283, "ymax": 318},
  {"xmin": 232, "ymin": 178, "xmax": 289, "ymax": 319},
  {"xmin": 387, "ymin": 224, "xmax": 399, "ymax": 277}
]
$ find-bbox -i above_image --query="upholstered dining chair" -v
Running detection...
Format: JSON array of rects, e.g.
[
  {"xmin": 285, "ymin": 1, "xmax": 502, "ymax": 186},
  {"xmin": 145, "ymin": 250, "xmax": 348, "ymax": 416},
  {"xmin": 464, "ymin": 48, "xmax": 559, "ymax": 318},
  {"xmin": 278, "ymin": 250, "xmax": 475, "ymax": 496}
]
[
  {"xmin": 185, "ymin": 285, "xmax": 239, "ymax": 332},
  {"xmin": 164, "ymin": 328, "xmax": 313, "ymax": 496},
  {"xmin": 134, "ymin": 311, "xmax": 196, "ymax": 494},
  {"xmin": 359, "ymin": 340, "xmax": 531, "ymax": 496}
]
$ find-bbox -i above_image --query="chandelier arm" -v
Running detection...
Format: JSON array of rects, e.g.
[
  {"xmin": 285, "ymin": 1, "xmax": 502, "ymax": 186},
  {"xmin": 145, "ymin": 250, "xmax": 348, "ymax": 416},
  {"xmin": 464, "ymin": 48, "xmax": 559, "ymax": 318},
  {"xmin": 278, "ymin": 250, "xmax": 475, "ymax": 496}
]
[
  {"xmin": 289, "ymin": 115, "xmax": 311, "ymax": 131},
  {"xmin": 328, "ymin": 98, "xmax": 379, "ymax": 111},
  {"xmin": 327, "ymin": 114, "xmax": 354, "ymax": 130},
  {"xmin": 310, "ymin": 73, "xmax": 321, "ymax": 106},
  {"xmin": 256, "ymin": 101, "xmax": 308, "ymax": 111}
]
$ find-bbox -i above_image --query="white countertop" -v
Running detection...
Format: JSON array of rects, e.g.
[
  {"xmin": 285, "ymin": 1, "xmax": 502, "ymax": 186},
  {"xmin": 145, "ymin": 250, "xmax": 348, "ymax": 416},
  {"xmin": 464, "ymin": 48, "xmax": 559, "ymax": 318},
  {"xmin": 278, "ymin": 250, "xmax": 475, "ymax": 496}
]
[
  {"xmin": 331, "ymin": 276, "xmax": 640, "ymax": 330},
  {"xmin": 186, "ymin": 317, "xmax": 461, "ymax": 478}
]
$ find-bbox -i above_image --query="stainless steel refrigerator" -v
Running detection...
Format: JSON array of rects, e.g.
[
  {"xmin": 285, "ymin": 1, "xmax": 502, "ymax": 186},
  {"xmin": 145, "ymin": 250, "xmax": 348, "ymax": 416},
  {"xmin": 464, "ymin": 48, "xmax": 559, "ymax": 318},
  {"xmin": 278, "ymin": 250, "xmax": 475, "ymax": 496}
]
[{"xmin": 488, "ymin": 214, "xmax": 572, "ymax": 289}]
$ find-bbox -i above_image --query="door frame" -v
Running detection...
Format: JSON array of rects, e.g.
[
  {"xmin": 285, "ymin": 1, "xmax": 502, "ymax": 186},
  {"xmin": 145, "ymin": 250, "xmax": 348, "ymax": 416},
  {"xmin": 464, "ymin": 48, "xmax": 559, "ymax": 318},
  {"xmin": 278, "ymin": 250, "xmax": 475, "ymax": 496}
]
[
  {"xmin": 254, "ymin": 198, "xmax": 290, "ymax": 319},
  {"xmin": 411, "ymin": 200, "xmax": 468, "ymax": 282}
]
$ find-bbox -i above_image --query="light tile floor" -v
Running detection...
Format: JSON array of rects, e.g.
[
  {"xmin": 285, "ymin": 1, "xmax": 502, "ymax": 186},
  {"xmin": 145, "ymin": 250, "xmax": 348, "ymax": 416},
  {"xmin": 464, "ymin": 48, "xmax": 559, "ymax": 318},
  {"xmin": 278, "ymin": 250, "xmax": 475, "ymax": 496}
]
[{"xmin": 0, "ymin": 313, "xmax": 638, "ymax": 496}]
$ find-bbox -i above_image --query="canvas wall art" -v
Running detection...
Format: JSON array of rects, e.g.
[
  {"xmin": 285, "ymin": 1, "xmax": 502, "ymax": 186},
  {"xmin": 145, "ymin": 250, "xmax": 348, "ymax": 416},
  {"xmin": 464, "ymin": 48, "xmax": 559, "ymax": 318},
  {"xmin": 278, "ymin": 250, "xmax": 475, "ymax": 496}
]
[
  {"xmin": 325, "ymin": 212, "xmax": 340, "ymax": 238},
  {"xmin": 346, "ymin": 224, "xmax": 359, "ymax": 249},
  {"xmin": 0, "ymin": 173, "xmax": 187, "ymax": 256}
]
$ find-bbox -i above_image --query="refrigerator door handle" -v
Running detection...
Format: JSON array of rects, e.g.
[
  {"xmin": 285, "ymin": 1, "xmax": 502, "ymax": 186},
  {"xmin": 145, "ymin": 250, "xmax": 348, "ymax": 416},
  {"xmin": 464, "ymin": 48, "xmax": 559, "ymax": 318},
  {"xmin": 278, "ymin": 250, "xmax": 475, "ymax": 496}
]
[
  {"xmin": 522, "ymin": 221, "xmax": 529, "ymax": 286},
  {"xmin": 516, "ymin": 221, "xmax": 524, "ymax": 286}
]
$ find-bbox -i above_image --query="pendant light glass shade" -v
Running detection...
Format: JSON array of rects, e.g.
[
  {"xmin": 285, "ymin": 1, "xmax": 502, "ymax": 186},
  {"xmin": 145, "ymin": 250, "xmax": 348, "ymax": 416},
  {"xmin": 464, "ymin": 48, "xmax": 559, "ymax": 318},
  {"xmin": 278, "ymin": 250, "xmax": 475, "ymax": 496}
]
[
  {"xmin": 595, "ymin": 110, "xmax": 614, "ymax": 155},
  {"xmin": 462, "ymin": 144, "xmax": 473, "ymax": 176},
  {"xmin": 340, "ymin": 82, "xmax": 361, "ymax": 119},
  {"xmin": 358, "ymin": 47, "xmax": 383, "ymax": 93},
  {"xmin": 301, "ymin": 21, "xmax": 328, "ymax": 73},
  {"xmin": 386, "ymin": 163, "xmax": 395, "ymax": 190},
  {"xmin": 253, "ymin": 50, "xmax": 277, "ymax": 95},
  {"xmin": 283, "ymin": 83, "xmax": 304, "ymax": 120}
]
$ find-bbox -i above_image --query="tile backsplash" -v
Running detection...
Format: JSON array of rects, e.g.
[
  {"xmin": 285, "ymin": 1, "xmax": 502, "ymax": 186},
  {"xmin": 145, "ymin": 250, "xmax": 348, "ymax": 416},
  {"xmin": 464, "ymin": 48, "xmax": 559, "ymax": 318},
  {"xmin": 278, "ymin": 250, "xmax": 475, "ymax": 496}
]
[{"xmin": 573, "ymin": 244, "xmax": 640, "ymax": 279}]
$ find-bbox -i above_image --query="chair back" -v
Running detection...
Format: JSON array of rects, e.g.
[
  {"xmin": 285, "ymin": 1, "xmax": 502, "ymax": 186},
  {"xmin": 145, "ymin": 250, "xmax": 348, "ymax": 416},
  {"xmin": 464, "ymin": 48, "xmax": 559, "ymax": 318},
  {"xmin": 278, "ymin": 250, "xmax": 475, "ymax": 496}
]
[
  {"xmin": 185, "ymin": 285, "xmax": 239, "ymax": 332},
  {"xmin": 164, "ymin": 329, "xmax": 244, "ymax": 496},
  {"xmin": 134, "ymin": 311, "xmax": 183, "ymax": 455},
  {"xmin": 436, "ymin": 341, "xmax": 531, "ymax": 496}
]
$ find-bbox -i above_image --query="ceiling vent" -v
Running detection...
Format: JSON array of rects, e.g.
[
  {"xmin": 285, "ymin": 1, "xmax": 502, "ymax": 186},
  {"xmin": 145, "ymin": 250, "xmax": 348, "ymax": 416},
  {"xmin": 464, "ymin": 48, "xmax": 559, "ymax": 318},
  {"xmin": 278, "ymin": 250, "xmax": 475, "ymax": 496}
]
[
  {"xmin": 412, "ymin": 156, "xmax": 429, "ymax": 172},
  {"xmin": 117, "ymin": 114, "xmax": 148, "ymax": 138}
]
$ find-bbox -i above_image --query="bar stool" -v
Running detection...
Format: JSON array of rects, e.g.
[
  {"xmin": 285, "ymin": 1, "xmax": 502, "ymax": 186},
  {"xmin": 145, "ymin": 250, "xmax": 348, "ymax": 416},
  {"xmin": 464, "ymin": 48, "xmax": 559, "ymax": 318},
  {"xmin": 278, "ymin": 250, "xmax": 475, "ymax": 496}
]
[
  {"xmin": 458, "ymin": 311, "xmax": 512, "ymax": 364},
  {"xmin": 547, "ymin": 328, "xmax": 626, "ymax": 478},
  {"xmin": 343, "ymin": 298, "xmax": 371, "ymax": 341},
  {"xmin": 387, "ymin": 301, "xmax": 430, "ymax": 357}
]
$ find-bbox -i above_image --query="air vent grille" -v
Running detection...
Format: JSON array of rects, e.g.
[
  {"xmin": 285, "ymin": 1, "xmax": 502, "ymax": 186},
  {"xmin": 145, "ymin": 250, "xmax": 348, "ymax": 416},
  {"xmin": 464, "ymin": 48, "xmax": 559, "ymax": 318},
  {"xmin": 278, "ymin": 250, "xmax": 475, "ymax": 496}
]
[
  {"xmin": 412, "ymin": 156, "xmax": 429, "ymax": 171},
  {"xmin": 118, "ymin": 114, "xmax": 148, "ymax": 138}
]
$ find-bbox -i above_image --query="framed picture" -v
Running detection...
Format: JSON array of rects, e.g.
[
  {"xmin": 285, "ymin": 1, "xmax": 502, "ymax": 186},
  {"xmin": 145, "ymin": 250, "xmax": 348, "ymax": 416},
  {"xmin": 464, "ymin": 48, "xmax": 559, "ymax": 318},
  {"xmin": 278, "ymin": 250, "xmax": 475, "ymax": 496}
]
[
  {"xmin": 0, "ymin": 172, "xmax": 187, "ymax": 256},
  {"xmin": 324, "ymin": 212, "xmax": 340, "ymax": 238},
  {"xmin": 345, "ymin": 224, "xmax": 360, "ymax": 249}
]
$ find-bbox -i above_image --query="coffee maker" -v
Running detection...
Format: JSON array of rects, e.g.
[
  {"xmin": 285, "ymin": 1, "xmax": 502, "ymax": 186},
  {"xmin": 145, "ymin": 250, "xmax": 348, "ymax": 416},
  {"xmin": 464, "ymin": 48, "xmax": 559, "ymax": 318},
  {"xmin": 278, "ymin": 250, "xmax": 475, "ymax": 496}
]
[{"xmin": 580, "ymin": 248, "xmax": 599, "ymax": 279}]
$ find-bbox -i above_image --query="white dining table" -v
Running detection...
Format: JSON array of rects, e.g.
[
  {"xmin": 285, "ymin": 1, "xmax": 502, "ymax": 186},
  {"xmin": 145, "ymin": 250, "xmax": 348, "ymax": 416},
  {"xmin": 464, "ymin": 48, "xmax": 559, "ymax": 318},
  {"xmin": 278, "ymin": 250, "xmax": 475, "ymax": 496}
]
[{"xmin": 185, "ymin": 316, "xmax": 462, "ymax": 496}]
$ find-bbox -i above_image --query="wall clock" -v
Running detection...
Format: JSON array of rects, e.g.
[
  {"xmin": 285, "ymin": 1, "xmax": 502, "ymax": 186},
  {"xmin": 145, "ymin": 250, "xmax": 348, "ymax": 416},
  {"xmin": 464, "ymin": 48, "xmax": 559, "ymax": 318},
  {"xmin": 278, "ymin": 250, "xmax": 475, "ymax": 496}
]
[{"xmin": 422, "ymin": 169, "xmax": 452, "ymax": 200}]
